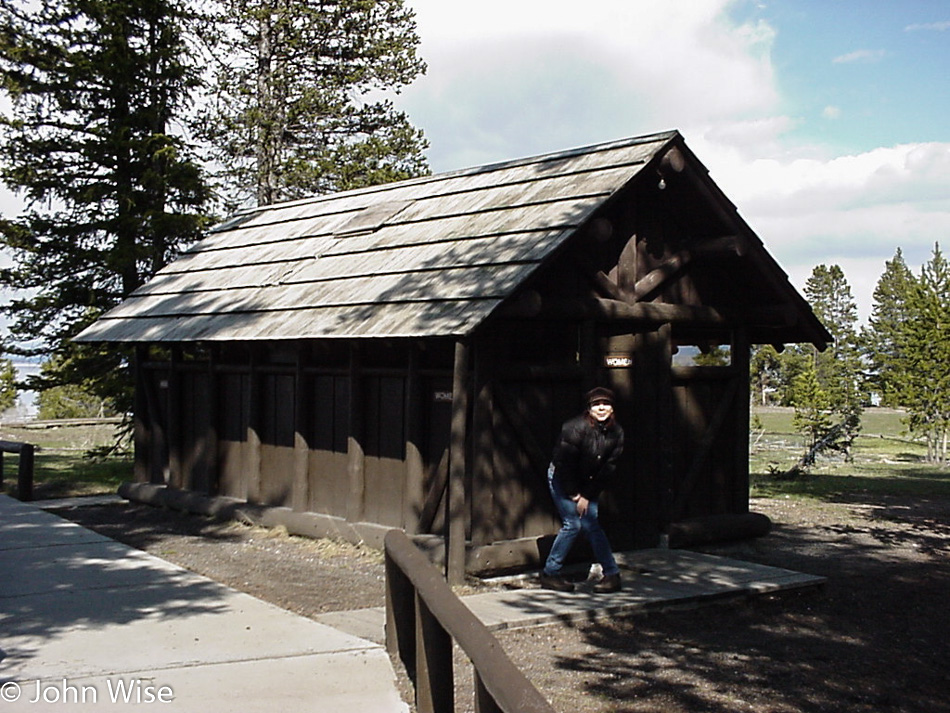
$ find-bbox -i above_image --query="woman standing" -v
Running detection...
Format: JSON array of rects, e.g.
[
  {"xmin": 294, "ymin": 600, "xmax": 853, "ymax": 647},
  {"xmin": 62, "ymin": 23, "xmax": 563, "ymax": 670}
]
[{"xmin": 540, "ymin": 387, "xmax": 625, "ymax": 593}]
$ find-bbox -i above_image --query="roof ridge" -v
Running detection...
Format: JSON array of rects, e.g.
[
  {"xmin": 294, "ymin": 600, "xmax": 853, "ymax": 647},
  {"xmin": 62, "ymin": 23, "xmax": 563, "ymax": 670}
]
[{"xmin": 230, "ymin": 130, "xmax": 680, "ymax": 216}]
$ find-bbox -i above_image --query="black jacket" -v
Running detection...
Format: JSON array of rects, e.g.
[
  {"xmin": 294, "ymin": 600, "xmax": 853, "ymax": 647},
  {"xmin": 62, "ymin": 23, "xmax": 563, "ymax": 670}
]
[{"xmin": 551, "ymin": 413, "xmax": 624, "ymax": 500}]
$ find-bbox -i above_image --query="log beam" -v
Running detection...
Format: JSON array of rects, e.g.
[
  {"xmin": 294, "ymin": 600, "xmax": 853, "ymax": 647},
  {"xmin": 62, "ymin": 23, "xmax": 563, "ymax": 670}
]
[{"xmin": 632, "ymin": 251, "xmax": 691, "ymax": 300}]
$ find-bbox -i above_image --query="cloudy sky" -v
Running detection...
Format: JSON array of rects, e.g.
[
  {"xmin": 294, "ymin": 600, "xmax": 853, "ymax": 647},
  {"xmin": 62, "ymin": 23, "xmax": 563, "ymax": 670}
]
[
  {"xmin": 396, "ymin": 0, "xmax": 950, "ymax": 322},
  {"xmin": 1, "ymin": 0, "xmax": 947, "ymax": 331}
]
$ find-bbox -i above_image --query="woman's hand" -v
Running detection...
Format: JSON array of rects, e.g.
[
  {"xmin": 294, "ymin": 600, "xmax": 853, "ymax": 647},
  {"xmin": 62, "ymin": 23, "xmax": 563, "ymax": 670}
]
[{"xmin": 574, "ymin": 495, "xmax": 589, "ymax": 516}]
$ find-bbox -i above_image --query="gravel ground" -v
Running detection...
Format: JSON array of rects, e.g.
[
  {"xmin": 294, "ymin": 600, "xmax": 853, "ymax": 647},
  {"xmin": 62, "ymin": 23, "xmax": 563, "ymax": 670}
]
[{"xmin": 58, "ymin": 494, "xmax": 950, "ymax": 713}]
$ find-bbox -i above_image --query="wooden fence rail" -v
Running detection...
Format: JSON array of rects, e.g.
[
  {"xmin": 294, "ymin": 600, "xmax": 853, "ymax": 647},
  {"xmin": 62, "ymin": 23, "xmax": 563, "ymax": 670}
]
[
  {"xmin": 0, "ymin": 440, "xmax": 34, "ymax": 501},
  {"xmin": 384, "ymin": 528, "xmax": 556, "ymax": 713}
]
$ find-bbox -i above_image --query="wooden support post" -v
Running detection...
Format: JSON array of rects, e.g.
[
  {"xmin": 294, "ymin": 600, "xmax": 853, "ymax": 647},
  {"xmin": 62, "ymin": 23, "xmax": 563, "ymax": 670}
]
[
  {"xmin": 346, "ymin": 342, "xmax": 365, "ymax": 523},
  {"xmin": 471, "ymin": 338, "xmax": 496, "ymax": 545},
  {"xmin": 405, "ymin": 345, "xmax": 425, "ymax": 534},
  {"xmin": 655, "ymin": 323, "xmax": 675, "ymax": 538},
  {"xmin": 205, "ymin": 346, "xmax": 219, "ymax": 495},
  {"xmin": 415, "ymin": 591, "xmax": 454, "ymax": 713},
  {"xmin": 447, "ymin": 339, "xmax": 469, "ymax": 585},
  {"xmin": 732, "ymin": 328, "xmax": 752, "ymax": 513},
  {"xmin": 167, "ymin": 346, "xmax": 183, "ymax": 489},
  {"xmin": 292, "ymin": 343, "xmax": 310, "ymax": 512},
  {"xmin": 133, "ymin": 345, "xmax": 150, "ymax": 484},
  {"xmin": 245, "ymin": 346, "xmax": 262, "ymax": 503}
]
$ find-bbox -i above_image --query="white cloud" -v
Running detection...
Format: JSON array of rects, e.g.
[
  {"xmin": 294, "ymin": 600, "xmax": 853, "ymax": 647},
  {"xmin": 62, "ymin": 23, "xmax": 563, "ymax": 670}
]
[
  {"xmin": 832, "ymin": 49, "xmax": 887, "ymax": 64},
  {"xmin": 403, "ymin": 0, "xmax": 779, "ymax": 168},
  {"xmin": 700, "ymin": 141, "xmax": 950, "ymax": 322},
  {"xmin": 822, "ymin": 105, "xmax": 842, "ymax": 120},
  {"xmin": 905, "ymin": 21, "xmax": 950, "ymax": 32}
]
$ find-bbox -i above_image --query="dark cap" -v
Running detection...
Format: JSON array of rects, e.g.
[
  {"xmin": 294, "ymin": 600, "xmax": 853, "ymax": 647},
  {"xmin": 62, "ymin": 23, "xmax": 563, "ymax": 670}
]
[{"xmin": 585, "ymin": 387, "xmax": 615, "ymax": 407}]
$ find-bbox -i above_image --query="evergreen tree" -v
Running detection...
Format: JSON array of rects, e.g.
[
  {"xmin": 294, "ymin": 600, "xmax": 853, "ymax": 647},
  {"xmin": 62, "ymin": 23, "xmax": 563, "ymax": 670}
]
[
  {"xmin": 788, "ymin": 361, "xmax": 832, "ymax": 450},
  {"xmin": 0, "ymin": 357, "xmax": 16, "ymax": 412},
  {"xmin": 898, "ymin": 244, "xmax": 950, "ymax": 464},
  {"xmin": 35, "ymin": 354, "xmax": 117, "ymax": 419},
  {"xmin": 198, "ymin": 0, "xmax": 429, "ymax": 208},
  {"xmin": 803, "ymin": 264, "xmax": 864, "ymax": 415},
  {"xmin": 863, "ymin": 249, "xmax": 917, "ymax": 406},
  {"xmin": 0, "ymin": 0, "xmax": 212, "ymax": 405}
]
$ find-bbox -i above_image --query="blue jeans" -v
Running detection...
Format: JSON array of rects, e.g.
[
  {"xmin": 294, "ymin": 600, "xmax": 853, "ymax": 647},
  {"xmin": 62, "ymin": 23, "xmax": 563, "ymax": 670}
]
[{"xmin": 543, "ymin": 464, "xmax": 619, "ymax": 577}]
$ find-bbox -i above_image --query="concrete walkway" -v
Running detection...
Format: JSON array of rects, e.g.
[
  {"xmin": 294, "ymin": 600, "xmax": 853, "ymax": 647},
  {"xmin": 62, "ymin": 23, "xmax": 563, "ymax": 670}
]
[
  {"xmin": 0, "ymin": 495, "xmax": 407, "ymax": 712},
  {"xmin": 2, "ymin": 494, "xmax": 826, "ymax": 711}
]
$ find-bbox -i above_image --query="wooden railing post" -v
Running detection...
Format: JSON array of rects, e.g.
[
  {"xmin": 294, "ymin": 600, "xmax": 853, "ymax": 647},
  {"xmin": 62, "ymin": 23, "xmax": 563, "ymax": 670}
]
[
  {"xmin": 475, "ymin": 671, "xmax": 503, "ymax": 713},
  {"xmin": 415, "ymin": 592, "xmax": 454, "ymax": 713},
  {"xmin": 18, "ymin": 443, "xmax": 33, "ymax": 502},
  {"xmin": 0, "ymin": 441, "xmax": 34, "ymax": 502},
  {"xmin": 385, "ymin": 544, "xmax": 416, "ymax": 677},
  {"xmin": 384, "ymin": 528, "xmax": 557, "ymax": 713}
]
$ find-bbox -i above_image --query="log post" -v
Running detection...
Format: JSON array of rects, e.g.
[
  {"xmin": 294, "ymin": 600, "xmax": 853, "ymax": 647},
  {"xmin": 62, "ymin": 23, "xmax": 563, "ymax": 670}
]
[
  {"xmin": 732, "ymin": 327, "xmax": 752, "ymax": 512},
  {"xmin": 167, "ymin": 346, "xmax": 183, "ymax": 489},
  {"xmin": 447, "ymin": 339, "xmax": 469, "ymax": 585},
  {"xmin": 405, "ymin": 345, "xmax": 425, "ymax": 534},
  {"xmin": 346, "ymin": 342, "xmax": 365, "ymax": 523},
  {"xmin": 292, "ymin": 342, "xmax": 310, "ymax": 512},
  {"xmin": 245, "ymin": 345, "xmax": 262, "ymax": 503},
  {"xmin": 205, "ymin": 345, "xmax": 219, "ymax": 495},
  {"xmin": 133, "ymin": 345, "xmax": 150, "ymax": 484}
]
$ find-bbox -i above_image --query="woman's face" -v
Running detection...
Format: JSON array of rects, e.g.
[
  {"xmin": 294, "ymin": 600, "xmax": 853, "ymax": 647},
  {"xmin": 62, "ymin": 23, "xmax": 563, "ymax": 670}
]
[{"xmin": 589, "ymin": 400, "xmax": 614, "ymax": 422}]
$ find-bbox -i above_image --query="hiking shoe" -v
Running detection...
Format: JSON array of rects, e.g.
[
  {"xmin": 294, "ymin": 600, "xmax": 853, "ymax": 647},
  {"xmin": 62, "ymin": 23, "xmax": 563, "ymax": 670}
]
[
  {"xmin": 539, "ymin": 572, "xmax": 575, "ymax": 592},
  {"xmin": 593, "ymin": 573, "xmax": 621, "ymax": 593}
]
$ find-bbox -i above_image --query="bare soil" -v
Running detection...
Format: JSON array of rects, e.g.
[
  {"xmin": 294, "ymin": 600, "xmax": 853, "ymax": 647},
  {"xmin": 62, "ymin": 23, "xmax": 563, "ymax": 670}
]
[{"xmin": 58, "ymin": 494, "xmax": 950, "ymax": 713}]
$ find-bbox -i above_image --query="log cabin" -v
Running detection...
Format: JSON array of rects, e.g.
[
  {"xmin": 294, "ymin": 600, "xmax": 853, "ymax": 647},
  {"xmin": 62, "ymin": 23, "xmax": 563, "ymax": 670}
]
[{"xmin": 76, "ymin": 131, "xmax": 830, "ymax": 579}]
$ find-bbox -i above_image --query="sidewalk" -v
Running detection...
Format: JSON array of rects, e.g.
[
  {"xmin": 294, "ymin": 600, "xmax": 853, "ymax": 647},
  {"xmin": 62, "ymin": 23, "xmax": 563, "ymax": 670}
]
[{"xmin": 0, "ymin": 495, "xmax": 407, "ymax": 712}]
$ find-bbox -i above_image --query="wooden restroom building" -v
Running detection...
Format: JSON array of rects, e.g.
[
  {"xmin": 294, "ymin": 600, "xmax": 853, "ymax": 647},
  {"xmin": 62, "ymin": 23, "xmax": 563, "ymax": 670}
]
[{"xmin": 77, "ymin": 131, "xmax": 830, "ymax": 577}]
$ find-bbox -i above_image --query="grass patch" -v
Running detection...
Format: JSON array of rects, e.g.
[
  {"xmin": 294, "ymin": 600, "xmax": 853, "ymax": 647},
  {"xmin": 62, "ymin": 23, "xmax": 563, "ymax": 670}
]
[
  {"xmin": 750, "ymin": 406, "xmax": 948, "ymax": 501},
  {"xmin": 1, "ymin": 420, "xmax": 131, "ymax": 499}
]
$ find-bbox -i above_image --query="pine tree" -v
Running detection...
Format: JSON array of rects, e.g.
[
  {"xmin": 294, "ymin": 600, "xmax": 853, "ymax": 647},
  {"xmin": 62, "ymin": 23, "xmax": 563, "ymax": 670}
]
[
  {"xmin": 804, "ymin": 264, "xmax": 864, "ymax": 413},
  {"xmin": 0, "ymin": 358, "xmax": 16, "ymax": 412},
  {"xmin": 863, "ymin": 248, "xmax": 917, "ymax": 406},
  {"xmin": 0, "ymin": 0, "xmax": 212, "ymax": 405},
  {"xmin": 898, "ymin": 244, "xmax": 950, "ymax": 464},
  {"xmin": 197, "ymin": 0, "xmax": 429, "ymax": 208},
  {"xmin": 789, "ymin": 361, "xmax": 832, "ymax": 450}
]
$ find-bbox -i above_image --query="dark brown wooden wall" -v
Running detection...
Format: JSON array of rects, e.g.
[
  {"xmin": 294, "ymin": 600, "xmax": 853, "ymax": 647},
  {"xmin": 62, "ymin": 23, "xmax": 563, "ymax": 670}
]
[
  {"xmin": 134, "ymin": 318, "xmax": 752, "ymax": 550},
  {"xmin": 308, "ymin": 374, "xmax": 350, "ymax": 516},
  {"xmin": 136, "ymin": 345, "xmax": 455, "ymax": 534}
]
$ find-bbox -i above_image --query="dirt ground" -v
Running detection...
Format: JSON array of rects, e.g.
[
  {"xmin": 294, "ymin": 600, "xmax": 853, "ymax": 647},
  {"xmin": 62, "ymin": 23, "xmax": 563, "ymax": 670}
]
[{"xmin": 58, "ymin": 494, "xmax": 949, "ymax": 713}]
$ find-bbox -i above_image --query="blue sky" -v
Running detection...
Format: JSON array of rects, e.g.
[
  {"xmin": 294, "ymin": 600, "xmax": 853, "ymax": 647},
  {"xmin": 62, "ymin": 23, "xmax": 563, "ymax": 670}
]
[{"xmin": 396, "ymin": 0, "xmax": 950, "ymax": 322}]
